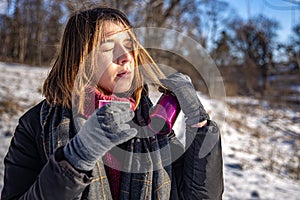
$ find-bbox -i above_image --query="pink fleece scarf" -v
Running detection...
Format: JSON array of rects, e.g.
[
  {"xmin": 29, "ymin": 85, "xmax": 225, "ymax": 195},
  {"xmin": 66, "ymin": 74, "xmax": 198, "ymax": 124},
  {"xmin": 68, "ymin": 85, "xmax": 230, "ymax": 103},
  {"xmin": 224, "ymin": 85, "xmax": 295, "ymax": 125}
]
[{"xmin": 83, "ymin": 86, "xmax": 136, "ymax": 118}]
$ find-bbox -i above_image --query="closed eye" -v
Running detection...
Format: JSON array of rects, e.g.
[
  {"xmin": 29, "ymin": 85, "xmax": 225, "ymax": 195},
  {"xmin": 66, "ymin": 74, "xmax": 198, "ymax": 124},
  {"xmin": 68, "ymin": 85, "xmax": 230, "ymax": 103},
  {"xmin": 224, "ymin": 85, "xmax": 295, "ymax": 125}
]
[
  {"xmin": 99, "ymin": 40, "xmax": 114, "ymax": 52},
  {"xmin": 123, "ymin": 39, "xmax": 133, "ymax": 51}
]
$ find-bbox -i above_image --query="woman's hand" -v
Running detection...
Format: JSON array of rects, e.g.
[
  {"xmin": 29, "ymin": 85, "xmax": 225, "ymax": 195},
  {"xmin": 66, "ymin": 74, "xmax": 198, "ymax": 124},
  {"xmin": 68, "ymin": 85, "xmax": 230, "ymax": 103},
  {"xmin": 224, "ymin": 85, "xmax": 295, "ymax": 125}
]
[
  {"xmin": 64, "ymin": 102, "xmax": 137, "ymax": 171},
  {"xmin": 160, "ymin": 72, "xmax": 209, "ymax": 126}
]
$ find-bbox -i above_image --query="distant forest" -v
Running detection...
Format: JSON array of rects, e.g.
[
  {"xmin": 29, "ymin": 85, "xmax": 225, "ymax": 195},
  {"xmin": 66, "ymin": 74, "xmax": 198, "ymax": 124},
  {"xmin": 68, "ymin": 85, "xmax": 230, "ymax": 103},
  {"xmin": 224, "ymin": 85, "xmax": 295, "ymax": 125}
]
[{"xmin": 0, "ymin": 0, "xmax": 299, "ymax": 105}]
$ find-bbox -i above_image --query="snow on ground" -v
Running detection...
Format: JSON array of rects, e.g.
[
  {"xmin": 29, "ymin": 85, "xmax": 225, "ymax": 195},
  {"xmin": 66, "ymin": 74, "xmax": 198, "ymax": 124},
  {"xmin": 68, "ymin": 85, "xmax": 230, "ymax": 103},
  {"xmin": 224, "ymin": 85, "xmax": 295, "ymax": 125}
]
[{"xmin": 0, "ymin": 62, "xmax": 300, "ymax": 199}]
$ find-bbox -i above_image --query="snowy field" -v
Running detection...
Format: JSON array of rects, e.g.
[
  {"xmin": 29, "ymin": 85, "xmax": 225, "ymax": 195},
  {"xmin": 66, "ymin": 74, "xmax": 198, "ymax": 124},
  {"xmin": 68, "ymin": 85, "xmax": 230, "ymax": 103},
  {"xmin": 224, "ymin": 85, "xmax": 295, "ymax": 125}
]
[{"xmin": 0, "ymin": 62, "xmax": 300, "ymax": 199}]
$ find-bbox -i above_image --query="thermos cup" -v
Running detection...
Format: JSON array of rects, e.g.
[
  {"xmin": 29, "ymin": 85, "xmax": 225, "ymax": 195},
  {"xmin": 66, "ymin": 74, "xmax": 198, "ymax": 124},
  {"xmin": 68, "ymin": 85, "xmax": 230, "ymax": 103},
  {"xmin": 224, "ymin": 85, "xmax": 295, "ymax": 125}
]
[{"xmin": 148, "ymin": 92, "xmax": 181, "ymax": 134}]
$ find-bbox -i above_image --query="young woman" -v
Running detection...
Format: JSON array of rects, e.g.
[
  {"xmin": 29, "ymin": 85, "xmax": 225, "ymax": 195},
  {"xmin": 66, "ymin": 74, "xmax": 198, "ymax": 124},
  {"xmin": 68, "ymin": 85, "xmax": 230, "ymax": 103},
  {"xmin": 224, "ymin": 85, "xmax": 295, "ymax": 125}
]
[{"xmin": 1, "ymin": 6, "xmax": 223, "ymax": 200}]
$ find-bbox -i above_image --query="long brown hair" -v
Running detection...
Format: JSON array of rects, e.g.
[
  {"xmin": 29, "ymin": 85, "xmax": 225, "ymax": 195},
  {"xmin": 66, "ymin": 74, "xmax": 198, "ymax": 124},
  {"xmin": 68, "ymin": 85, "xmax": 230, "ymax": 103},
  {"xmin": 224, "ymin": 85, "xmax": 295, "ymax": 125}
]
[{"xmin": 43, "ymin": 6, "xmax": 165, "ymax": 112}]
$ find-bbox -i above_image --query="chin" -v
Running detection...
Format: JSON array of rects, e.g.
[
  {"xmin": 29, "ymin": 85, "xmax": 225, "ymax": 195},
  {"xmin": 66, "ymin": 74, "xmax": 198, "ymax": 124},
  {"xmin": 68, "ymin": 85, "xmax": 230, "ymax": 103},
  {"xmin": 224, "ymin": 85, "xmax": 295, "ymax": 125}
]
[
  {"xmin": 114, "ymin": 81, "xmax": 133, "ymax": 93},
  {"xmin": 113, "ymin": 85, "xmax": 132, "ymax": 94}
]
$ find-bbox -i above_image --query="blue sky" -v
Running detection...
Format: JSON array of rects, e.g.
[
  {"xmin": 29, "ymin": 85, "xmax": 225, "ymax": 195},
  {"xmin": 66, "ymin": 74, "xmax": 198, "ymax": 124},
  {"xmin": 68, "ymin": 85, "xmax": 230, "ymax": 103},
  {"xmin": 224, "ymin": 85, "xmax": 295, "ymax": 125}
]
[
  {"xmin": 224, "ymin": 0, "xmax": 300, "ymax": 42},
  {"xmin": 0, "ymin": 1, "xmax": 6, "ymax": 14}
]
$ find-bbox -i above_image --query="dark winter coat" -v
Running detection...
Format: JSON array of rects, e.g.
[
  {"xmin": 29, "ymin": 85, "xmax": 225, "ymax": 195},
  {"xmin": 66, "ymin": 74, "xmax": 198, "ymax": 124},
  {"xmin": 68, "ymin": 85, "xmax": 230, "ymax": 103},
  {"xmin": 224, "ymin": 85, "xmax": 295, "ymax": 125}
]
[{"xmin": 1, "ymin": 98, "xmax": 223, "ymax": 200}]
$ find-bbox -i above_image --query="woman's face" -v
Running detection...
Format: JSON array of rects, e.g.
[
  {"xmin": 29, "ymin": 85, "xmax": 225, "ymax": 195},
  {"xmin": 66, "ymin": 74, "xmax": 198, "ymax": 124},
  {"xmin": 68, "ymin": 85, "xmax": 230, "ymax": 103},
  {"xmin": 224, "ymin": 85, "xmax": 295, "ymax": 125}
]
[{"xmin": 95, "ymin": 21, "xmax": 135, "ymax": 95}]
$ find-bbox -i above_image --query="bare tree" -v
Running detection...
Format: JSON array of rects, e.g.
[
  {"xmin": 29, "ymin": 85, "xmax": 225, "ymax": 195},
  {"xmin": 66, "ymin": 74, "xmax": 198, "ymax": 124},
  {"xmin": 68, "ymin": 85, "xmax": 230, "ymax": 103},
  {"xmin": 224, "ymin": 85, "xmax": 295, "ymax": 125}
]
[
  {"xmin": 0, "ymin": 0, "xmax": 234, "ymax": 69},
  {"xmin": 229, "ymin": 14, "xmax": 280, "ymax": 94},
  {"xmin": 287, "ymin": 22, "xmax": 300, "ymax": 68}
]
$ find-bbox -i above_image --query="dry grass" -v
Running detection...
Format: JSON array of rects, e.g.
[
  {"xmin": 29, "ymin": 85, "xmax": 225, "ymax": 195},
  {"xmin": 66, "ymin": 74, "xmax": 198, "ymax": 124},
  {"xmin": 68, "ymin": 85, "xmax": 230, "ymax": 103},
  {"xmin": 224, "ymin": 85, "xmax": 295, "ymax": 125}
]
[
  {"xmin": 226, "ymin": 102, "xmax": 300, "ymax": 180},
  {"xmin": 0, "ymin": 97, "xmax": 21, "ymax": 116}
]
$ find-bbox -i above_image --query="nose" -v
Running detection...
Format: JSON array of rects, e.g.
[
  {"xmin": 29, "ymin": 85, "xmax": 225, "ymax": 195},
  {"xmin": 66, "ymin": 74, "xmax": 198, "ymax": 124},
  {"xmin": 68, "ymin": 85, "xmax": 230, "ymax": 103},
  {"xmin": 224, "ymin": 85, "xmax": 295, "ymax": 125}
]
[{"xmin": 114, "ymin": 45, "xmax": 132, "ymax": 66}]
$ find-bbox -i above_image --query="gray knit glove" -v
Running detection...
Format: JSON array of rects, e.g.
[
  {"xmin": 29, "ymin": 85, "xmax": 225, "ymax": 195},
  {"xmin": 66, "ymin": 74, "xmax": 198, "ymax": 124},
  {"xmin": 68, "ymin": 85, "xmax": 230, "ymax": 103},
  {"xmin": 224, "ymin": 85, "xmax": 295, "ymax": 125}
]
[
  {"xmin": 63, "ymin": 102, "xmax": 137, "ymax": 171},
  {"xmin": 160, "ymin": 72, "xmax": 209, "ymax": 126}
]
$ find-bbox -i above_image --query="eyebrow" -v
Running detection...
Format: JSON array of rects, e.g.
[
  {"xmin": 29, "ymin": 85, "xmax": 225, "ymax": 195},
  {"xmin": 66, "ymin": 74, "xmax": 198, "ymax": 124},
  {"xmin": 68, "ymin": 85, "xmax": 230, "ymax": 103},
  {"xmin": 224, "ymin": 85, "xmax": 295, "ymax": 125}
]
[
  {"xmin": 101, "ymin": 39, "xmax": 114, "ymax": 44},
  {"xmin": 101, "ymin": 38, "xmax": 132, "ymax": 44}
]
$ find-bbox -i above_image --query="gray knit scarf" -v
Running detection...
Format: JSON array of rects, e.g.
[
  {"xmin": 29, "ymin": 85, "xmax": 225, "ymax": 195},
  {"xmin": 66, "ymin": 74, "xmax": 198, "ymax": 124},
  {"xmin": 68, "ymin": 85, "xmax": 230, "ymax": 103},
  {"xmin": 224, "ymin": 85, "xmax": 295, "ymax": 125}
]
[{"xmin": 40, "ymin": 91, "xmax": 172, "ymax": 200}]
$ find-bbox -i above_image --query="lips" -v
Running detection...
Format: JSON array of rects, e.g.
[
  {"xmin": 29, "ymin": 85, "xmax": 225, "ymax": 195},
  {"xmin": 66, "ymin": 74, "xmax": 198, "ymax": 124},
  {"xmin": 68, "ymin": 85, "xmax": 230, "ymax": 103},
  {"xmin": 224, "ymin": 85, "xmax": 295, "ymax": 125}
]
[{"xmin": 116, "ymin": 70, "xmax": 131, "ymax": 78}]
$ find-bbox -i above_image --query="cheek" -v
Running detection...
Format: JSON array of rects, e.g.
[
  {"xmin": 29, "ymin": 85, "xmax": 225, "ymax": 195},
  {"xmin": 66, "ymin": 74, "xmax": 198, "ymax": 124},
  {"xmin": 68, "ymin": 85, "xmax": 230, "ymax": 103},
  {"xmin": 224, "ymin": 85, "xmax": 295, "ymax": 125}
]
[
  {"xmin": 95, "ymin": 54, "xmax": 113, "ymax": 79},
  {"xmin": 96, "ymin": 53, "xmax": 113, "ymax": 69},
  {"xmin": 97, "ymin": 67, "xmax": 114, "ymax": 87}
]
